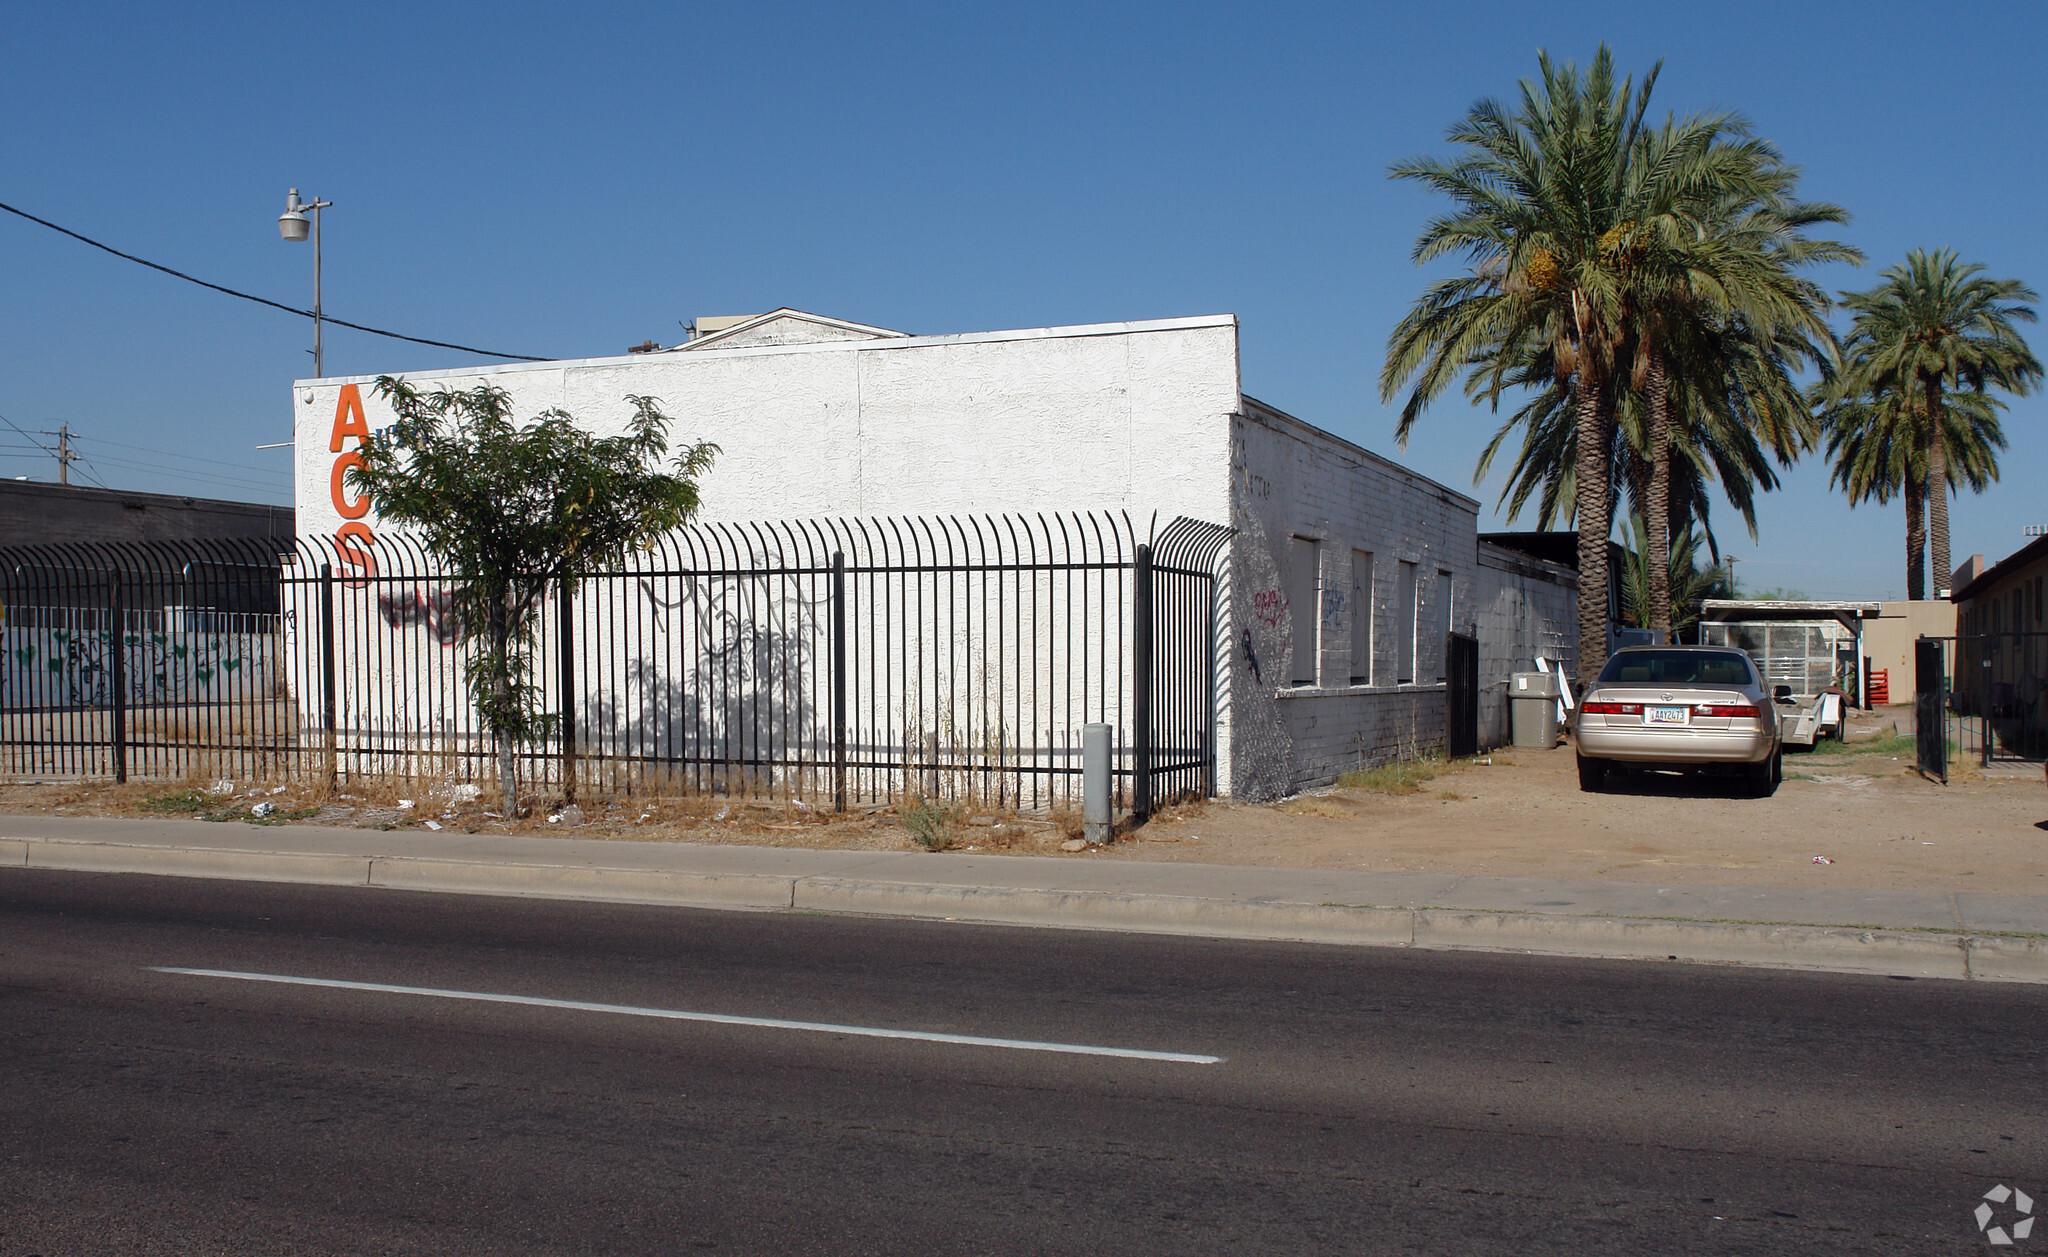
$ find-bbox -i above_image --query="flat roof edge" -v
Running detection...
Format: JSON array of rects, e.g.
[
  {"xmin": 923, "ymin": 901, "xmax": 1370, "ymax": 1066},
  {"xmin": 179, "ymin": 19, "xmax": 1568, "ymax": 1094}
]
[
  {"xmin": 1701, "ymin": 599, "xmax": 1881, "ymax": 615},
  {"xmin": 1241, "ymin": 395, "xmax": 1482, "ymax": 513},
  {"xmin": 293, "ymin": 314, "xmax": 1241, "ymax": 388}
]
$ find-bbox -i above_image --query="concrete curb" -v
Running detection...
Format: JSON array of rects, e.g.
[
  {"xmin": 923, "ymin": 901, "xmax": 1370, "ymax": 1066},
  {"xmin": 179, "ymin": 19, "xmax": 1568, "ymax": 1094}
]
[
  {"xmin": 793, "ymin": 877, "xmax": 1418, "ymax": 947},
  {"xmin": 372, "ymin": 857, "xmax": 798, "ymax": 911},
  {"xmin": 29, "ymin": 839, "xmax": 370, "ymax": 887},
  {"xmin": 13, "ymin": 836, "xmax": 2042, "ymax": 984},
  {"xmin": 1412, "ymin": 909, "xmax": 1970, "ymax": 979}
]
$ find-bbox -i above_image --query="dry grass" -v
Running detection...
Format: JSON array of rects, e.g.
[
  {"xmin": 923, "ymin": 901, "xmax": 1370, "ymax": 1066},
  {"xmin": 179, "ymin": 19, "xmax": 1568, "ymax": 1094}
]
[
  {"xmin": 0, "ymin": 768, "xmax": 1092, "ymax": 855},
  {"xmin": 1337, "ymin": 756, "xmax": 1443, "ymax": 795}
]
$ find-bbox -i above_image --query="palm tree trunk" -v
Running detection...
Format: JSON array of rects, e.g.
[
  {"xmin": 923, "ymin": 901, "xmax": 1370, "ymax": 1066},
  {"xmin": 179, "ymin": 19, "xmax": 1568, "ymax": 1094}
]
[
  {"xmin": 1573, "ymin": 372, "xmax": 1615, "ymax": 688},
  {"xmin": 1644, "ymin": 354, "xmax": 1672, "ymax": 640},
  {"xmin": 1924, "ymin": 379, "xmax": 1952, "ymax": 596},
  {"xmin": 1904, "ymin": 471, "xmax": 1926, "ymax": 602}
]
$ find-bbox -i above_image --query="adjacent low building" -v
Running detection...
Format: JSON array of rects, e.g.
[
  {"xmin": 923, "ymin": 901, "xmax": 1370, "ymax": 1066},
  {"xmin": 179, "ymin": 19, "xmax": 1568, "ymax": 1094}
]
[{"xmin": 1950, "ymin": 534, "xmax": 2048, "ymax": 759}]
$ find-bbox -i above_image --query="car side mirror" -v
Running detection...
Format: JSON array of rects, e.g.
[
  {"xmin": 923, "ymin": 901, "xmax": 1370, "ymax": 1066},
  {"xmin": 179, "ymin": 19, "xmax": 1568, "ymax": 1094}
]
[{"xmin": 1773, "ymin": 685, "xmax": 1793, "ymax": 703}]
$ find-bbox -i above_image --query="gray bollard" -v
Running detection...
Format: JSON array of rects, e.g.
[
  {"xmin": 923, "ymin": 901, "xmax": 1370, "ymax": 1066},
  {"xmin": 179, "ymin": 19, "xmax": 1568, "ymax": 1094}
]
[
  {"xmin": 1081, "ymin": 728, "xmax": 1114, "ymax": 847},
  {"xmin": 1082, "ymin": 722, "xmax": 1111, "ymax": 845}
]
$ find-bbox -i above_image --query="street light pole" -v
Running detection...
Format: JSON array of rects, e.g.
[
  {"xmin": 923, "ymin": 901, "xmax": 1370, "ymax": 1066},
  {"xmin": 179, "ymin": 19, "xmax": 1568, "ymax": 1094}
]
[{"xmin": 278, "ymin": 189, "xmax": 334, "ymax": 378}]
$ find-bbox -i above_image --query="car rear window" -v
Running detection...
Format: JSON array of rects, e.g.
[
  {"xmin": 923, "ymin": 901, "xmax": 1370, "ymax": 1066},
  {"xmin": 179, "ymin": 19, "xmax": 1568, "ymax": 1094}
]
[{"xmin": 1597, "ymin": 651, "xmax": 1755, "ymax": 687}]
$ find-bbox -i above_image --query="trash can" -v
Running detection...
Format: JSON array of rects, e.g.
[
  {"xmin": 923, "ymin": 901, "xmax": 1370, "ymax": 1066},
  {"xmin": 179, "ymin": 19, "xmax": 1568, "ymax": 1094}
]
[{"xmin": 1510, "ymin": 671, "xmax": 1562, "ymax": 749}]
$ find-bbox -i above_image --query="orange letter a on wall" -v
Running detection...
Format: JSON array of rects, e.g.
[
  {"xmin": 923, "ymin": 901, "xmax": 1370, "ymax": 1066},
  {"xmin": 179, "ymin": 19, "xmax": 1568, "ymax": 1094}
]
[{"xmin": 328, "ymin": 384, "xmax": 370, "ymax": 452}]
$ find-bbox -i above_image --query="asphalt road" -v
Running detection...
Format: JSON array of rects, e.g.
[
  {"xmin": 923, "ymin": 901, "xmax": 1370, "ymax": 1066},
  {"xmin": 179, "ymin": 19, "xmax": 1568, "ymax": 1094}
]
[{"xmin": 2, "ymin": 869, "xmax": 2041, "ymax": 1255}]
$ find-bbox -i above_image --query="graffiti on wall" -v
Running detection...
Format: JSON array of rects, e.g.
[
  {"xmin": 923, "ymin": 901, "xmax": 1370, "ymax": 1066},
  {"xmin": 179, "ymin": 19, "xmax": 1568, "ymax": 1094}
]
[
  {"xmin": 1227, "ymin": 435, "xmax": 1298, "ymax": 801},
  {"xmin": 1321, "ymin": 588, "xmax": 1347, "ymax": 629},
  {"xmin": 2, "ymin": 628, "xmax": 272, "ymax": 708},
  {"xmin": 1251, "ymin": 588, "xmax": 1288, "ymax": 630},
  {"xmin": 379, "ymin": 586, "xmax": 464, "ymax": 646},
  {"xmin": 582, "ymin": 575, "xmax": 822, "ymax": 784}
]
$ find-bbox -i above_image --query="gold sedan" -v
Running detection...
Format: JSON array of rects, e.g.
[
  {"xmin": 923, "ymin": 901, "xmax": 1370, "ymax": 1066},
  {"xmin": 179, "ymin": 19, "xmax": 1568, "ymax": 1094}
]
[{"xmin": 1573, "ymin": 646, "xmax": 1782, "ymax": 796}]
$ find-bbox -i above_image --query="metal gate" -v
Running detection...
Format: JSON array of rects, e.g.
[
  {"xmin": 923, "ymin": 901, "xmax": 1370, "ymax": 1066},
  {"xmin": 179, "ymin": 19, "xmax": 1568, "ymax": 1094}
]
[
  {"xmin": 1914, "ymin": 632, "xmax": 2048, "ymax": 781},
  {"xmin": 1445, "ymin": 631, "xmax": 1478, "ymax": 759},
  {"xmin": 1914, "ymin": 637, "xmax": 1947, "ymax": 782}
]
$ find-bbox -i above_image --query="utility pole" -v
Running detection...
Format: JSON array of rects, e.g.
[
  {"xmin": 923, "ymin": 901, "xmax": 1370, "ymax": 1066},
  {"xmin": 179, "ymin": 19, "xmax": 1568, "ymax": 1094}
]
[{"xmin": 41, "ymin": 424, "xmax": 75, "ymax": 485}]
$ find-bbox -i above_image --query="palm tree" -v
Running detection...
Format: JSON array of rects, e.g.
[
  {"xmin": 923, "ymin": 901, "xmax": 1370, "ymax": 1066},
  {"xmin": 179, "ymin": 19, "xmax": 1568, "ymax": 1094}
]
[
  {"xmin": 1626, "ymin": 160, "xmax": 1857, "ymax": 637},
  {"xmin": 1822, "ymin": 384, "xmax": 2007, "ymax": 599},
  {"xmin": 1383, "ymin": 46, "xmax": 1849, "ymax": 679},
  {"xmin": 1384, "ymin": 47, "xmax": 1665, "ymax": 685},
  {"xmin": 1832, "ymin": 251, "xmax": 2040, "ymax": 595},
  {"xmin": 1619, "ymin": 512, "xmax": 1727, "ymax": 636},
  {"xmin": 1474, "ymin": 303, "xmax": 1831, "ymax": 608}
]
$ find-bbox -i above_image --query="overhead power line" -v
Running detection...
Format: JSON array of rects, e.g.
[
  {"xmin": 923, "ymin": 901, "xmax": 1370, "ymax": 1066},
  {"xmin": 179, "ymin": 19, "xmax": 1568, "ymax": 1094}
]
[
  {"xmin": 0, "ymin": 198, "xmax": 550, "ymax": 363},
  {"xmin": 75, "ymin": 433, "xmax": 292, "ymax": 477},
  {"xmin": 0, "ymin": 410, "xmax": 108, "ymax": 489}
]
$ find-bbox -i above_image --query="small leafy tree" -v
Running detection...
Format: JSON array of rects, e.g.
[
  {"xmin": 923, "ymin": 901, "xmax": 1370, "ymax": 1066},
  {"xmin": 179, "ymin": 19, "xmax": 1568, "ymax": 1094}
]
[{"xmin": 348, "ymin": 376, "xmax": 718, "ymax": 808}]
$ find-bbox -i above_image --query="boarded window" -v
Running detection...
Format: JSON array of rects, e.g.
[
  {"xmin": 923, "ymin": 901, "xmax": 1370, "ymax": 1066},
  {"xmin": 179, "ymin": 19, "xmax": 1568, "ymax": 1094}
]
[
  {"xmin": 1290, "ymin": 538, "xmax": 1319, "ymax": 685},
  {"xmin": 1350, "ymin": 550, "xmax": 1374, "ymax": 685},
  {"xmin": 1434, "ymin": 569, "xmax": 1453, "ymax": 681},
  {"xmin": 1396, "ymin": 560, "xmax": 1417, "ymax": 685}
]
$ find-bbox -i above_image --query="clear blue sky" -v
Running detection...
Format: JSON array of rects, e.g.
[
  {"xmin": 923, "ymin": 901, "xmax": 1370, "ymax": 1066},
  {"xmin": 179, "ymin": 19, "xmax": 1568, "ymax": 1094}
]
[{"xmin": 2, "ymin": 1, "xmax": 2041, "ymax": 598}]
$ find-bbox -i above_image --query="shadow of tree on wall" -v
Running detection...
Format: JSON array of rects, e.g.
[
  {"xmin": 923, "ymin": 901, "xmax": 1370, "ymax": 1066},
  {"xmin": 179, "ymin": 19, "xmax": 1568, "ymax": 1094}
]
[{"xmin": 584, "ymin": 575, "xmax": 822, "ymax": 795}]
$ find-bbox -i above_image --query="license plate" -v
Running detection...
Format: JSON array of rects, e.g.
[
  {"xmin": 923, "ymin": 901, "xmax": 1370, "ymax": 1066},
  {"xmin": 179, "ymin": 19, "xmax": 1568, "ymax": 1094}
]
[{"xmin": 1648, "ymin": 706, "xmax": 1688, "ymax": 725}]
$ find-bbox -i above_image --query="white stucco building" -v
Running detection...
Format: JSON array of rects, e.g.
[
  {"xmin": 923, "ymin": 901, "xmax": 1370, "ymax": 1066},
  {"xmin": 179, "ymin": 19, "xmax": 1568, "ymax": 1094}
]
[{"xmin": 294, "ymin": 309, "xmax": 1575, "ymax": 797}]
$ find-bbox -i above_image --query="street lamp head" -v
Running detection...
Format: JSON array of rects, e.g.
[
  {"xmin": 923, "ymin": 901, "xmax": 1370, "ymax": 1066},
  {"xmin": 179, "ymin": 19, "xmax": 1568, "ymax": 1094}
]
[{"xmin": 278, "ymin": 188, "xmax": 311, "ymax": 241}]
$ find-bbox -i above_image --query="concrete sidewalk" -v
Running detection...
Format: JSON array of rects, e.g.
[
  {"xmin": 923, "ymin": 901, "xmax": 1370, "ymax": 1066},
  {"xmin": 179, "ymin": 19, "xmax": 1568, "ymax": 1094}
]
[{"xmin": 5, "ymin": 813, "xmax": 2045, "ymax": 983}]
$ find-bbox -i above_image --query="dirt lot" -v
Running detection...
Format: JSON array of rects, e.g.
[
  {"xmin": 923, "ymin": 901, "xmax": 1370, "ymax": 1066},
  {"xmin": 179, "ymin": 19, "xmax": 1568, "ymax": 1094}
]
[
  {"xmin": 1123, "ymin": 741, "xmax": 2048, "ymax": 892},
  {"xmin": 3, "ymin": 711, "xmax": 2042, "ymax": 894}
]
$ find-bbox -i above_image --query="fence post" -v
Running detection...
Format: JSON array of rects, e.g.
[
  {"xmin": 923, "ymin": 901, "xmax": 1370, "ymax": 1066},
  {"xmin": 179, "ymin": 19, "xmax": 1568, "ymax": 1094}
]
[
  {"xmin": 109, "ymin": 571, "xmax": 127, "ymax": 784},
  {"xmin": 559, "ymin": 576, "xmax": 576, "ymax": 803},
  {"xmin": 831, "ymin": 550, "xmax": 846, "ymax": 812},
  {"xmin": 1132, "ymin": 543, "xmax": 1153, "ymax": 820},
  {"xmin": 1203, "ymin": 570, "xmax": 1219, "ymax": 799},
  {"xmin": 320, "ymin": 562, "xmax": 337, "ymax": 790}
]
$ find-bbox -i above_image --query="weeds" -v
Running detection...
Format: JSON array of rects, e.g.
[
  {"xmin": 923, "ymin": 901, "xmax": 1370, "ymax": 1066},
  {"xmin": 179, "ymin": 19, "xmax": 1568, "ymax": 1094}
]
[
  {"xmin": 141, "ymin": 788, "xmax": 212, "ymax": 815},
  {"xmin": 902, "ymin": 798, "xmax": 960, "ymax": 851},
  {"xmin": 1810, "ymin": 731, "xmax": 1916, "ymax": 757},
  {"xmin": 139, "ymin": 787, "xmax": 317, "ymax": 825},
  {"xmin": 1338, "ymin": 755, "xmax": 1444, "ymax": 795}
]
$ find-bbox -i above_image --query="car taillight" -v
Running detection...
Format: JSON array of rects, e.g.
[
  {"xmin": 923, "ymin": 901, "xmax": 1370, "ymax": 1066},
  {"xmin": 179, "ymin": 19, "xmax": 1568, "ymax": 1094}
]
[
  {"xmin": 1693, "ymin": 703, "xmax": 1761, "ymax": 718},
  {"xmin": 1582, "ymin": 701, "xmax": 1641, "ymax": 715}
]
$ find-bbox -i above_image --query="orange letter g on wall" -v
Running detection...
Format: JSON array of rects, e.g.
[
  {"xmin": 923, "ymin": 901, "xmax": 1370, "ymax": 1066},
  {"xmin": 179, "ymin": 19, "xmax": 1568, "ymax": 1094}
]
[{"xmin": 328, "ymin": 384, "xmax": 377, "ymax": 584}]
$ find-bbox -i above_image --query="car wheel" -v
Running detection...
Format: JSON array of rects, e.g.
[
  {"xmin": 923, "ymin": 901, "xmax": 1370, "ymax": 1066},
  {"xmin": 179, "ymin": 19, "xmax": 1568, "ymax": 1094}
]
[
  {"xmin": 1577, "ymin": 754, "xmax": 1606, "ymax": 792},
  {"xmin": 1746, "ymin": 752, "xmax": 1780, "ymax": 798}
]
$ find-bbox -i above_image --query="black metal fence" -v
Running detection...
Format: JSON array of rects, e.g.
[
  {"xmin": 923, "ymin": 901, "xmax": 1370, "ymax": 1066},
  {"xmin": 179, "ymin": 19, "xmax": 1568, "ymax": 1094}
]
[
  {"xmin": 1914, "ymin": 632, "xmax": 2048, "ymax": 781},
  {"xmin": 0, "ymin": 512, "xmax": 1230, "ymax": 812}
]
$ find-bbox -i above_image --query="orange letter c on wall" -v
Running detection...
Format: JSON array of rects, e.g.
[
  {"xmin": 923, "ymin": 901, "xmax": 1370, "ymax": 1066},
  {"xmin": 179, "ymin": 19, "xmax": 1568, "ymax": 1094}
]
[{"xmin": 329, "ymin": 451, "xmax": 370, "ymax": 519}]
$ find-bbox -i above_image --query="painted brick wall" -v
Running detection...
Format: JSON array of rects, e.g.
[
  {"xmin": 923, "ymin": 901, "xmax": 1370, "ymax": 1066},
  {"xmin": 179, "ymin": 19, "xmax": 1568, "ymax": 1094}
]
[
  {"xmin": 294, "ymin": 316, "xmax": 1241, "ymax": 539},
  {"xmin": 1475, "ymin": 542, "xmax": 1579, "ymax": 749},
  {"xmin": 1226, "ymin": 399, "xmax": 1480, "ymax": 796}
]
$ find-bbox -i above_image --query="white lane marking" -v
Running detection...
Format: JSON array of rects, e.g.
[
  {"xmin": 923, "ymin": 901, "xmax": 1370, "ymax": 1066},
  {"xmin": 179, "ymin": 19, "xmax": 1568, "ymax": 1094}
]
[{"xmin": 149, "ymin": 967, "xmax": 1222, "ymax": 1064}]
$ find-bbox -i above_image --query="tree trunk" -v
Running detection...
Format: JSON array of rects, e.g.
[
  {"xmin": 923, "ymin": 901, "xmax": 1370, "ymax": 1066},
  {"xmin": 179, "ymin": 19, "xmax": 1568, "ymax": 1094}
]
[
  {"xmin": 1904, "ymin": 471, "xmax": 1926, "ymax": 602},
  {"xmin": 1573, "ymin": 371, "xmax": 1615, "ymax": 688},
  {"xmin": 1644, "ymin": 354, "xmax": 1672, "ymax": 641},
  {"xmin": 1924, "ymin": 379, "xmax": 1952, "ymax": 597},
  {"xmin": 489, "ymin": 599, "xmax": 518, "ymax": 811}
]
